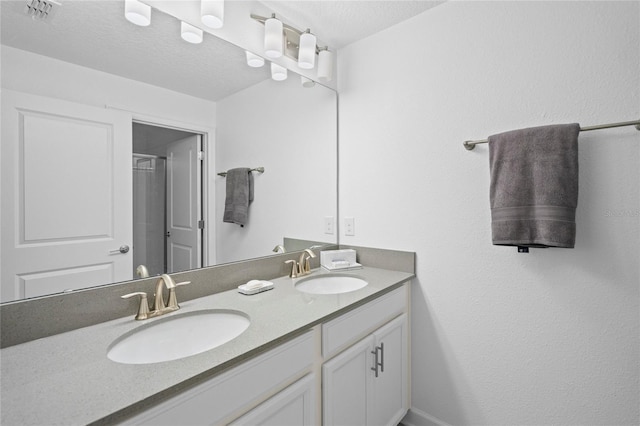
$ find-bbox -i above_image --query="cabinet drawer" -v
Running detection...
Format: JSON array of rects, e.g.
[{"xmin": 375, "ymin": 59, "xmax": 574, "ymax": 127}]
[
  {"xmin": 322, "ymin": 285, "xmax": 407, "ymax": 359},
  {"xmin": 229, "ymin": 373, "xmax": 316, "ymax": 426},
  {"xmin": 126, "ymin": 330, "xmax": 315, "ymax": 425}
]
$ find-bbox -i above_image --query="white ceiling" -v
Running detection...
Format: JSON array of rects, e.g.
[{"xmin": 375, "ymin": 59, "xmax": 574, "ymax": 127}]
[
  {"xmin": 1, "ymin": 1, "xmax": 442, "ymax": 101},
  {"xmin": 259, "ymin": 1, "xmax": 443, "ymax": 50}
]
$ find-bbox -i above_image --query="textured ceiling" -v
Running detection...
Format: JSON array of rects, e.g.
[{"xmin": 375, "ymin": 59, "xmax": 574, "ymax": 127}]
[
  {"xmin": 1, "ymin": 0, "xmax": 269, "ymax": 101},
  {"xmin": 1, "ymin": 1, "xmax": 442, "ymax": 101},
  {"xmin": 259, "ymin": 1, "xmax": 444, "ymax": 50}
]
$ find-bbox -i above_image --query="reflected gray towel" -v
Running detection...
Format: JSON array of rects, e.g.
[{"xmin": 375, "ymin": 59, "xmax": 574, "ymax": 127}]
[
  {"xmin": 489, "ymin": 123, "xmax": 580, "ymax": 248},
  {"xmin": 223, "ymin": 168, "xmax": 254, "ymax": 226}
]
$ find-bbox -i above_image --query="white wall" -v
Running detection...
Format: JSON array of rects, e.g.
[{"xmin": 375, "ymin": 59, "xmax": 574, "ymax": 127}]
[
  {"xmin": 338, "ymin": 2, "xmax": 639, "ymax": 425},
  {"xmin": 1, "ymin": 46, "xmax": 216, "ymax": 127},
  {"xmin": 215, "ymin": 76, "xmax": 337, "ymax": 264}
]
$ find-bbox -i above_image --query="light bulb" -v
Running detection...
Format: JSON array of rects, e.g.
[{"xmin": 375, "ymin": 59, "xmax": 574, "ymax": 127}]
[
  {"xmin": 181, "ymin": 22, "xmax": 203, "ymax": 44},
  {"xmin": 317, "ymin": 48, "xmax": 333, "ymax": 82},
  {"xmin": 201, "ymin": 0, "xmax": 224, "ymax": 29},
  {"xmin": 301, "ymin": 76, "xmax": 315, "ymax": 88},
  {"xmin": 246, "ymin": 51, "xmax": 265, "ymax": 68},
  {"xmin": 264, "ymin": 15, "xmax": 283, "ymax": 58},
  {"xmin": 271, "ymin": 63, "xmax": 287, "ymax": 81},
  {"xmin": 125, "ymin": 0, "xmax": 151, "ymax": 26},
  {"xmin": 298, "ymin": 30, "xmax": 316, "ymax": 69}
]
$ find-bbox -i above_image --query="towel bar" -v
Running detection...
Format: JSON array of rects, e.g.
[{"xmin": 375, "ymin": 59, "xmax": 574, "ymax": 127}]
[
  {"xmin": 218, "ymin": 167, "xmax": 265, "ymax": 177},
  {"xmin": 463, "ymin": 118, "xmax": 640, "ymax": 151}
]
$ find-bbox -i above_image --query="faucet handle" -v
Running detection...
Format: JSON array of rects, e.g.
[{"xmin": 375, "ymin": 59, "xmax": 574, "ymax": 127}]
[
  {"xmin": 302, "ymin": 256, "xmax": 312, "ymax": 274},
  {"xmin": 121, "ymin": 292, "xmax": 150, "ymax": 320},
  {"xmin": 285, "ymin": 260, "xmax": 299, "ymax": 278},
  {"xmin": 167, "ymin": 281, "xmax": 190, "ymax": 310}
]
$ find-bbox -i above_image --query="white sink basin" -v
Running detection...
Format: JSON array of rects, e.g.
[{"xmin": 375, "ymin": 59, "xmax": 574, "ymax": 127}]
[
  {"xmin": 107, "ymin": 310, "xmax": 250, "ymax": 364},
  {"xmin": 295, "ymin": 275, "xmax": 368, "ymax": 295}
]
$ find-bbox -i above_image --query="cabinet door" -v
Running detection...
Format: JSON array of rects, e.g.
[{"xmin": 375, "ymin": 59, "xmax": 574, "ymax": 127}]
[
  {"xmin": 230, "ymin": 374, "xmax": 315, "ymax": 426},
  {"xmin": 322, "ymin": 336, "xmax": 373, "ymax": 426},
  {"xmin": 369, "ymin": 314, "xmax": 409, "ymax": 426}
]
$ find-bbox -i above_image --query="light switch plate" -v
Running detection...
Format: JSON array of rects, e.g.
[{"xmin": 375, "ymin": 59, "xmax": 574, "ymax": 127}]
[
  {"xmin": 345, "ymin": 217, "xmax": 355, "ymax": 236},
  {"xmin": 324, "ymin": 216, "xmax": 335, "ymax": 234}
]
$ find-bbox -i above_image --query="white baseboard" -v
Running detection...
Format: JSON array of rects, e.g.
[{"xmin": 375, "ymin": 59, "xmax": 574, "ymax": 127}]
[{"xmin": 401, "ymin": 407, "xmax": 453, "ymax": 426}]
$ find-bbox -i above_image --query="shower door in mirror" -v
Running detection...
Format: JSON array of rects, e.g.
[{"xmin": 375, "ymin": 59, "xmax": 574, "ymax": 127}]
[{"xmin": 1, "ymin": 91, "xmax": 133, "ymax": 302}]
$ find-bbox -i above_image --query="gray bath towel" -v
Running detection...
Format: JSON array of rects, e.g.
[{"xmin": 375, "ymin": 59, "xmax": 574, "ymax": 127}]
[
  {"xmin": 223, "ymin": 168, "xmax": 254, "ymax": 226},
  {"xmin": 489, "ymin": 123, "xmax": 580, "ymax": 248}
]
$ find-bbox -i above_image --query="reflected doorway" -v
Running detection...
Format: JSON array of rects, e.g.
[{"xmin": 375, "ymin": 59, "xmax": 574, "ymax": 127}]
[{"xmin": 132, "ymin": 122, "xmax": 204, "ymax": 278}]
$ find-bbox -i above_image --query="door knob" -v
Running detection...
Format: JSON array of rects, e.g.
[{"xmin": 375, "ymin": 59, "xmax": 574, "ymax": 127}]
[{"xmin": 109, "ymin": 245, "xmax": 130, "ymax": 254}]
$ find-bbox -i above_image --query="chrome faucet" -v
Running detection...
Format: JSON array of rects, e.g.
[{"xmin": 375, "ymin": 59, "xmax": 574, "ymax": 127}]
[
  {"xmin": 285, "ymin": 249, "xmax": 316, "ymax": 278},
  {"xmin": 121, "ymin": 274, "xmax": 191, "ymax": 320}
]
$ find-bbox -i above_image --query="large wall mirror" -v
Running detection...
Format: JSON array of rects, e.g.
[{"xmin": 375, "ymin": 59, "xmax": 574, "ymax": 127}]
[{"xmin": 0, "ymin": 1, "xmax": 337, "ymax": 303}]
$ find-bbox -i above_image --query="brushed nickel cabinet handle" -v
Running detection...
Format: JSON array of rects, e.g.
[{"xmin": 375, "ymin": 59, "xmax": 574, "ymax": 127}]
[
  {"xmin": 371, "ymin": 347, "xmax": 379, "ymax": 378},
  {"xmin": 371, "ymin": 343, "xmax": 384, "ymax": 377}
]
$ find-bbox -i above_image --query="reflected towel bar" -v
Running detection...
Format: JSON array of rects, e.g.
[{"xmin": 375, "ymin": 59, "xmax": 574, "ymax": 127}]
[
  {"xmin": 463, "ymin": 119, "xmax": 640, "ymax": 151},
  {"xmin": 217, "ymin": 167, "xmax": 265, "ymax": 177}
]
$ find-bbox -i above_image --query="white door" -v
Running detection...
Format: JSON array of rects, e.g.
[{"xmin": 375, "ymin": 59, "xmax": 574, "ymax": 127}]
[
  {"xmin": 166, "ymin": 135, "xmax": 201, "ymax": 273},
  {"xmin": 1, "ymin": 90, "xmax": 133, "ymax": 302}
]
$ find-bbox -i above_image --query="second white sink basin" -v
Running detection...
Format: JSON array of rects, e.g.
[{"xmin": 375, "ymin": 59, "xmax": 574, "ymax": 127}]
[
  {"xmin": 107, "ymin": 310, "xmax": 250, "ymax": 365},
  {"xmin": 295, "ymin": 275, "xmax": 368, "ymax": 295}
]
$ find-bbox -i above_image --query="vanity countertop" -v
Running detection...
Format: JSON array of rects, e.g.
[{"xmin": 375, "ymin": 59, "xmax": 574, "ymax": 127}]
[{"xmin": 0, "ymin": 266, "xmax": 413, "ymax": 425}]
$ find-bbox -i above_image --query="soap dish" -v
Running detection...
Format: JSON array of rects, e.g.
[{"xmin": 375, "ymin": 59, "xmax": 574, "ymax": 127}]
[{"xmin": 238, "ymin": 280, "xmax": 274, "ymax": 295}]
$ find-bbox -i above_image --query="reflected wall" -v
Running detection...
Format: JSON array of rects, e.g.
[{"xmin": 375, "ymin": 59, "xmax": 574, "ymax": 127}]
[{"xmin": 216, "ymin": 76, "xmax": 337, "ymax": 264}]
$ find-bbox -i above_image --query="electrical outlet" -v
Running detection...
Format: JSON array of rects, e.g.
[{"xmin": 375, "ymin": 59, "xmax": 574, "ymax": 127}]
[
  {"xmin": 345, "ymin": 217, "xmax": 355, "ymax": 236},
  {"xmin": 324, "ymin": 216, "xmax": 335, "ymax": 235}
]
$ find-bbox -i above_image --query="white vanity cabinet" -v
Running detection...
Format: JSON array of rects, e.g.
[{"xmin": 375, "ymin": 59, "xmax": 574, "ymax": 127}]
[
  {"xmin": 123, "ymin": 283, "xmax": 409, "ymax": 426},
  {"xmin": 322, "ymin": 313, "xmax": 408, "ymax": 426}
]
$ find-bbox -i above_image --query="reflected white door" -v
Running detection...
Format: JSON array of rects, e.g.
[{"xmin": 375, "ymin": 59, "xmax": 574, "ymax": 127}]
[
  {"xmin": 166, "ymin": 135, "xmax": 201, "ymax": 273},
  {"xmin": 1, "ymin": 90, "xmax": 133, "ymax": 302}
]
